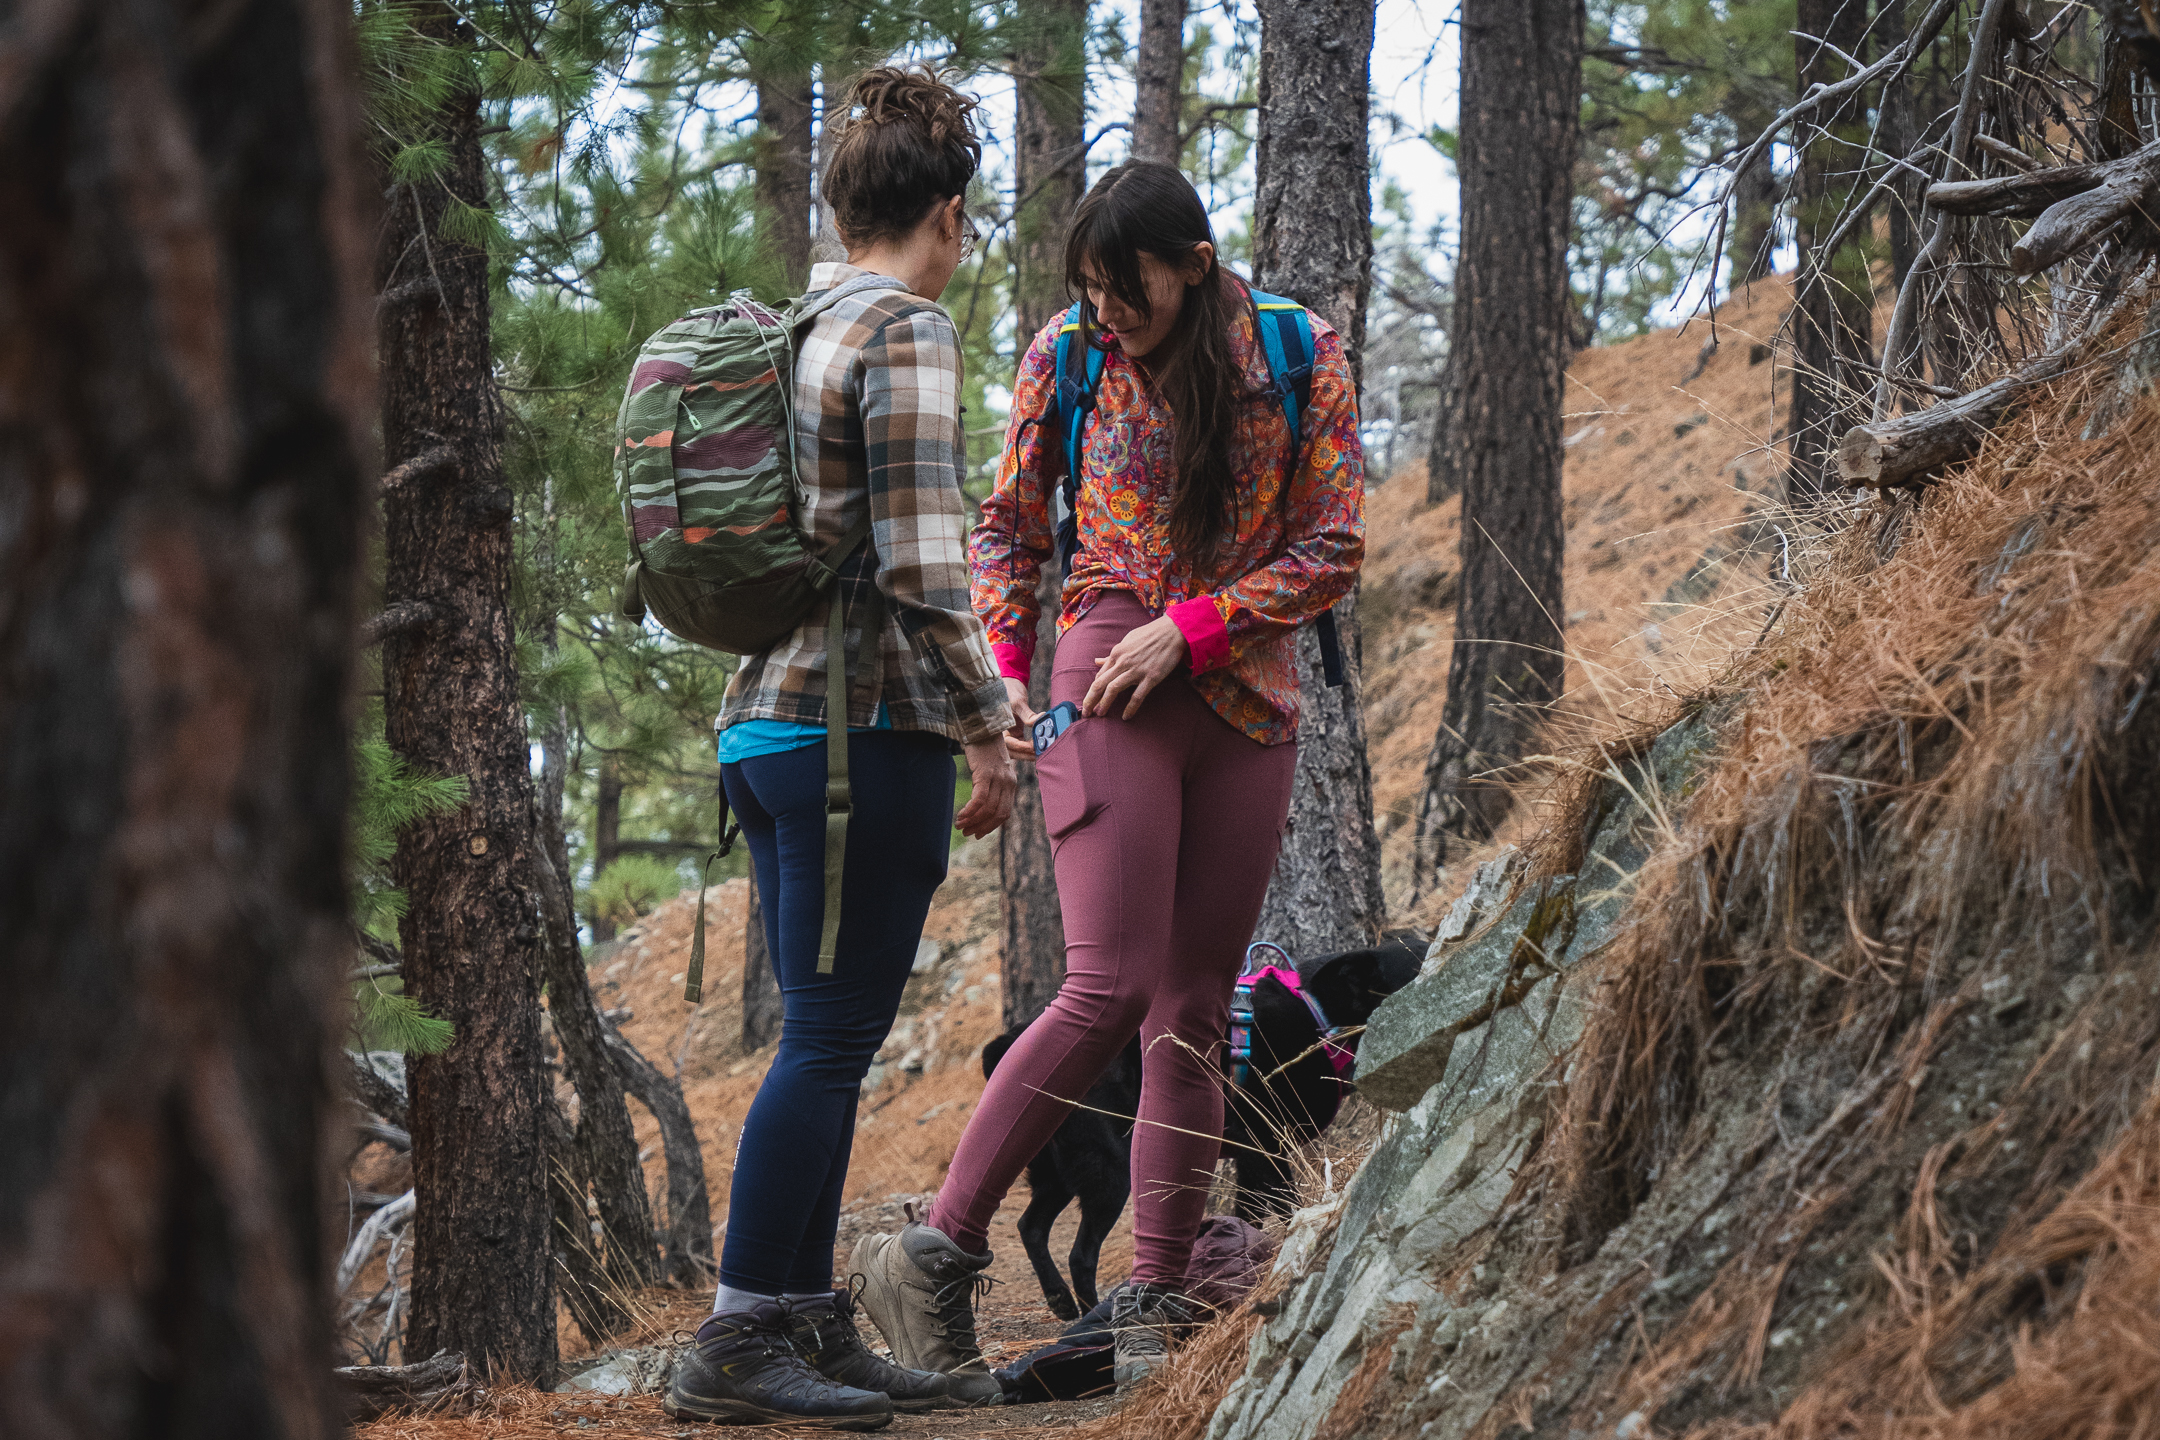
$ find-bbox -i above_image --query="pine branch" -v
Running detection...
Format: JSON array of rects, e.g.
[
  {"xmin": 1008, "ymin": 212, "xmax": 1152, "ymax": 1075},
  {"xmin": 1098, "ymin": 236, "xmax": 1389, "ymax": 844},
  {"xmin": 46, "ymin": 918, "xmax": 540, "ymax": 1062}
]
[{"xmin": 379, "ymin": 445, "xmax": 456, "ymax": 494}]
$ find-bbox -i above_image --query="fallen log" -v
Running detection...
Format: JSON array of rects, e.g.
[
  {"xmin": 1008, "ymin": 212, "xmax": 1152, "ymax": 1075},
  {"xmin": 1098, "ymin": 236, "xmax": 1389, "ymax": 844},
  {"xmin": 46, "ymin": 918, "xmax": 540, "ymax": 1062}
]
[
  {"xmin": 2013, "ymin": 144, "xmax": 2160, "ymax": 275},
  {"xmin": 336, "ymin": 1350, "xmax": 477, "ymax": 1420},
  {"xmin": 1837, "ymin": 348, "xmax": 2075, "ymax": 489},
  {"xmin": 1927, "ymin": 153, "xmax": 2124, "ymax": 218}
]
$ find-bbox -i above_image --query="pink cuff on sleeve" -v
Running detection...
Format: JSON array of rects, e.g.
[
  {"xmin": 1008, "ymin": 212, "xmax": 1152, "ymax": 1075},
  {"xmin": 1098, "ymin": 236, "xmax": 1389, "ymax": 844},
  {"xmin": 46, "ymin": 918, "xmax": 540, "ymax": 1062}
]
[
  {"xmin": 992, "ymin": 640, "xmax": 1035, "ymax": 686},
  {"xmin": 1166, "ymin": 596, "xmax": 1232, "ymax": 674}
]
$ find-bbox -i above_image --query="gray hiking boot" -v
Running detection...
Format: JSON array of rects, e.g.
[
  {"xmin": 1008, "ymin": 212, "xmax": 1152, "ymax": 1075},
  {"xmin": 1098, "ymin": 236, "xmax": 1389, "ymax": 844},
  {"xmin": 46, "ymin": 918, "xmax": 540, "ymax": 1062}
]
[
  {"xmin": 1111, "ymin": 1282, "xmax": 1192, "ymax": 1393},
  {"xmin": 847, "ymin": 1207, "xmax": 1004, "ymax": 1408},
  {"xmin": 664, "ymin": 1300, "xmax": 894, "ymax": 1430},
  {"xmin": 782, "ymin": 1287, "xmax": 958, "ymax": 1412}
]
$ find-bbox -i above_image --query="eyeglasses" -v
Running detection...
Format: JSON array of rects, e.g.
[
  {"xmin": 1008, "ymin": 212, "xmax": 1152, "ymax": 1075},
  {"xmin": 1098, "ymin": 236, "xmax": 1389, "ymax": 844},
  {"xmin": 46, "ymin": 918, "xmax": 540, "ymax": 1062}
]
[{"xmin": 958, "ymin": 214, "xmax": 981, "ymax": 265}]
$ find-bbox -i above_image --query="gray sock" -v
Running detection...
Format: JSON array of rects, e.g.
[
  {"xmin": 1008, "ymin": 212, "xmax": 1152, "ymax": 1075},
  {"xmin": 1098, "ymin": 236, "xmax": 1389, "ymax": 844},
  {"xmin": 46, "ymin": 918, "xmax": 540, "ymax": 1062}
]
[
  {"xmin": 782, "ymin": 1289, "xmax": 835, "ymax": 1306},
  {"xmin": 712, "ymin": 1282, "xmax": 778, "ymax": 1316}
]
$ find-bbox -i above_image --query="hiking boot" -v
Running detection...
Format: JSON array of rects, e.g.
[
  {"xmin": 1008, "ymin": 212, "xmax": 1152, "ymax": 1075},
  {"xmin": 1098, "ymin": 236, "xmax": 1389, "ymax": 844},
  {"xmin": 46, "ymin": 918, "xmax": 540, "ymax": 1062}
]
[
  {"xmin": 664, "ymin": 1300, "xmax": 894, "ymax": 1430},
  {"xmin": 848, "ymin": 1207, "xmax": 1004, "ymax": 1407},
  {"xmin": 783, "ymin": 1287, "xmax": 959, "ymax": 1412},
  {"xmin": 1112, "ymin": 1282, "xmax": 1192, "ymax": 1393}
]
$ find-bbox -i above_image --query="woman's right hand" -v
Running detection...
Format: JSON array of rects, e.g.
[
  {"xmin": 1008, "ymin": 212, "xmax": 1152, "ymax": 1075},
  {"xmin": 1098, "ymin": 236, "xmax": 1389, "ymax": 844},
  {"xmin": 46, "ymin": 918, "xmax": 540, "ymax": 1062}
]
[
  {"xmin": 1002, "ymin": 677, "xmax": 1039, "ymax": 762},
  {"xmin": 955, "ymin": 737, "xmax": 1019, "ymax": 838}
]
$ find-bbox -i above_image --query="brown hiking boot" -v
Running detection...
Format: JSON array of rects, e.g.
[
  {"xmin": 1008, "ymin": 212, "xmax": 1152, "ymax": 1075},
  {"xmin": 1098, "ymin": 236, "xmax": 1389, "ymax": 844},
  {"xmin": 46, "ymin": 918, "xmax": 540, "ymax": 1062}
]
[
  {"xmin": 1111, "ymin": 1282, "xmax": 1192, "ymax": 1394},
  {"xmin": 782, "ymin": 1287, "xmax": 959, "ymax": 1412},
  {"xmin": 664, "ymin": 1300, "xmax": 894, "ymax": 1430},
  {"xmin": 847, "ymin": 1207, "xmax": 1004, "ymax": 1407}
]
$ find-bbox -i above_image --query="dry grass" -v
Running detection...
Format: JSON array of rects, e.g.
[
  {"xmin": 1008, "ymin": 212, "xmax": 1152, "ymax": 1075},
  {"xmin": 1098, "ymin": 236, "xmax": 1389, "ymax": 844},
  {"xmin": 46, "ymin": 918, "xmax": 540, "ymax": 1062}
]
[{"xmin": 1491, "ymin": 301, "xmax": 2160, "ymax": 1435}]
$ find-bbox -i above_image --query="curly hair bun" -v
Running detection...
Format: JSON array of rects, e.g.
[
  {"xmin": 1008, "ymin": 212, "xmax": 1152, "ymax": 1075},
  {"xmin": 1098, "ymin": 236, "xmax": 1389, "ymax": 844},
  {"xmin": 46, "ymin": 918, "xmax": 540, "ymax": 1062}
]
[{"xmin": 825, "ymin": 65, "xmax": 982, "ymax": 249}]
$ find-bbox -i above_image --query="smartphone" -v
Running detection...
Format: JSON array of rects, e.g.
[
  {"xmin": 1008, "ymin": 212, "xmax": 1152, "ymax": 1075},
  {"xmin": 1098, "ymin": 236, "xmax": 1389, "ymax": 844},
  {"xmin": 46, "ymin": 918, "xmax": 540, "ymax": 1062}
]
[{"xmin": 1031, "ymin": 701, "xmax": 1082, "ymax": 756}]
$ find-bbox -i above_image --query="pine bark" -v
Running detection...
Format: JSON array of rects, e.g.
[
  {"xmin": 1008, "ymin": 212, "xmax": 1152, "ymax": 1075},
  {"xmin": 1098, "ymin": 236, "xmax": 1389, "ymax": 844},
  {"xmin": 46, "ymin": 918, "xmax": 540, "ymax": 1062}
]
[
  {"xmin": 1251, "ymin": 0, "xmax": 1385, "ymax": 955},
  {"xmin": 1002, "ymin": 0, "xmax": 1088, "ymax": 1027},
  {"xmin": 379, "ymin": 10, "xmax": 555, "ymax": 1382},
  {"xmin": 753, "ymin": 58, "xmax": 816, "ymax": 292},
  {"xmin": 1132, "ymin": 0, "xmax": 1188, "ymax": 164},
  {"xmin": 1411, "ymin": 0, "xmax": 1579, "ymax": 894},
  {"xmin": 0, "ymin": 0, "xmax": 373, "ymax": 1431},
  {"xmin": 1786, "ymin": 0, "xmax": 1878, "ymax": 499}
]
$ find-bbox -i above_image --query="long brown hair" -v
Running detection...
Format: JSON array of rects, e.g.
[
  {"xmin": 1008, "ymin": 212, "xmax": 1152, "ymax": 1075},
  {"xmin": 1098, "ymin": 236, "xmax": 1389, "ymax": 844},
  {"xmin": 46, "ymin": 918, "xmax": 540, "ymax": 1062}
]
[
  {"xmin": 1064, "ymin": 162, "xmax": 1260, "ymax": 575},
  {"xmin": 824, "ymin": 66, "xmax": 982, "ymax": 248}
]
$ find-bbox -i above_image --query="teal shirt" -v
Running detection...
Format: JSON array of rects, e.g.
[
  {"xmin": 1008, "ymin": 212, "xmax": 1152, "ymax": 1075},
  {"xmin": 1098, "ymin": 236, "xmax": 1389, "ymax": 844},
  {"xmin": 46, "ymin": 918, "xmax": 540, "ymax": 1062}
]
[{"xmin": 717, "ymin": 704, "xmax": 894, "ymax": 765}]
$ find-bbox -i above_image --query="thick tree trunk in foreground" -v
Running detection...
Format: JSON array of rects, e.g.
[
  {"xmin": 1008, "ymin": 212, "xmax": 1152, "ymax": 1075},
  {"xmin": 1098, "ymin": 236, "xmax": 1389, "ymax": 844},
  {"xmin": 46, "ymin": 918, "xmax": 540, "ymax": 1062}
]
[
  {"xmin": 1786, "ymin": 0, "xmax": 1878, "ymax": 499},
  {"xmin": 754, "ymin": 59, "xmax": 815, "ymax": 292},
  {"xmin": 0, "ymin": 0, "xmax": 373, "ymax": 1431},
  {"xmin": 535, "ymin": 719, "xmax": 659, "ymax": 1327},
  {"xmin": 1412, "ymin": 0, "xmax": 1578, "ymax": 897},
  {"xmin": 1132, "ymin": 0, "xmax": 1188, "ymax": 165},
  {"xmin": 379, "ymin": 11, "xmax": 555, "ymax": 1382},
  {"xmin": 1002, "ymin": 1, "xmax": 1087, "ymax": 1027},
  {"xmin": 1251, "ymin": 0, "xmax": 1385, "ymax": 954}
]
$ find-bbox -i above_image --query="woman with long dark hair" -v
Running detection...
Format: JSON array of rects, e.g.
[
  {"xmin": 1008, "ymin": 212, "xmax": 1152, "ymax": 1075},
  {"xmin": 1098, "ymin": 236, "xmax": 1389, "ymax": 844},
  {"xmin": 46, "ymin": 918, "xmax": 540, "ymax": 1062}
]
[
  {"xmin": 664, "ymin": 67, "xmax": 1018, "ymax": 1431},
  {"xmin": 852, "ymin": 161, "xmax": 1366, "ymax": 1392}
]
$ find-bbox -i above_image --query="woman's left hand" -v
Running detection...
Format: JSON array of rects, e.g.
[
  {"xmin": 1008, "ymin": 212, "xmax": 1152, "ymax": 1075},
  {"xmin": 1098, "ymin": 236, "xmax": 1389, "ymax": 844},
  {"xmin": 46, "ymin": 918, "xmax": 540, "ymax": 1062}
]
[{"xmin": 1082, "ymin": 615, "xmax": 1189, "ymax": 719}]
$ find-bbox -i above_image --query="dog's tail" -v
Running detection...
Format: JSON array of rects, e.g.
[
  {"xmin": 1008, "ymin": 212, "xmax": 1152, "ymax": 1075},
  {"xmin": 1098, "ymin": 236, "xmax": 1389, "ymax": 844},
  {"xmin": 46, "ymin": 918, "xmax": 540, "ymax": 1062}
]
[{"xmin": 981, "ymin": 1027, "xmax": 1019, "ymax": 1081}]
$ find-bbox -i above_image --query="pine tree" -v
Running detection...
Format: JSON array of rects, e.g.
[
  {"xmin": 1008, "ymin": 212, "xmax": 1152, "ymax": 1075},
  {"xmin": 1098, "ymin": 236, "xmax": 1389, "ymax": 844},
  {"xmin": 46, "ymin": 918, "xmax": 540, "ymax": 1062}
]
[
  {"xmin": 1250, "ymin": 0, "xmax": 1387, "ymax": 956},
  {"xmin": 1001, "ymin": 0, "xmax": 1089, "ymax": 1029},
  {"xmin": 1412, "ymin": 0, "xmax": 1583, "ymax": 892}
]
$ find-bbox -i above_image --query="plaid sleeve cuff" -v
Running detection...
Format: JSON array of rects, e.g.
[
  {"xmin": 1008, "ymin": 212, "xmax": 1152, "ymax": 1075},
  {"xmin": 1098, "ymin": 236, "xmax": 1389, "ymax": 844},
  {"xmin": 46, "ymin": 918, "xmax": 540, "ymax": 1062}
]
[
  {"xmin": 950, "ymin": 675, "xmax": 1017, "ymax": 746},
  {"xmin": 992, "ymin": 640, "xmax": 1034, "ymax": 686},
  {"xmin": 1167, "ymin": 596, "xmax": 1232, "ymax": 674}
]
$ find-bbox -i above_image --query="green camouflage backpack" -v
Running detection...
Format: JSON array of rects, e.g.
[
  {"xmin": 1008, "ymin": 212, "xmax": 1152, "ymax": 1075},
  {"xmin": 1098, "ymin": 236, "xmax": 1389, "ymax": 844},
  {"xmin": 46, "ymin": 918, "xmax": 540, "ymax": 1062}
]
[{"xmin": 615, "ymin": 286, "xmax": 888, "ymax": 993}]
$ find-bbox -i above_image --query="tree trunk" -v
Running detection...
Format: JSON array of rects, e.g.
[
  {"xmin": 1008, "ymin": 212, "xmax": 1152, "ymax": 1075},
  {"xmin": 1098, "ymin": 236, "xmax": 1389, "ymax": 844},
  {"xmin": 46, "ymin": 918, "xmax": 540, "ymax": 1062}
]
[
  {"xmin": 1786, "ymin": 0, "xmax": 1878, "ymax": 499},
  {"xmin": 0, "ymin": 0, "xmax": 373, "ymax": 1431},
  {"xmin": 534, "ymin": 717, "xmax": 660, "ymax": 1313},
  {"xmin": 379, "ymin": 8, "xmax": 555, "ymax": 1383},
  {"xmin": 1001, "ymin": 565, "xmax": 1069, "ymax": 1030},
  {"xmin": 1733, "ymin": 137, "xmax": 1780, "ymax": 285},
  {"xmin": 591, "ymin": 757, "xmax": 623, "ymax": 942},
  {"xmin": 1132, "ymin": 0, "xmax": 1188, "ymax": 165},
  {"xmin": 1411, "ymin": 0, "xmax": 1579, "ymax": 897},
  {"xmin": 754, "ymin": 56, "xmax": 816, "ymax": 292},
  {"xmin": 602, "ymin": 1019, "xmax": 716, "ymax": 1286},
  {"xmin": 1252, "ymin": 0, "xmax": 1385, "ymax": 953},
  {"xmin": 742, "ymin": 879, "xmax": 783, "ymax": 1050},
  {"xmin": 1003, "ymin": 0, "xmax": 1088, "ymax": 1028}
]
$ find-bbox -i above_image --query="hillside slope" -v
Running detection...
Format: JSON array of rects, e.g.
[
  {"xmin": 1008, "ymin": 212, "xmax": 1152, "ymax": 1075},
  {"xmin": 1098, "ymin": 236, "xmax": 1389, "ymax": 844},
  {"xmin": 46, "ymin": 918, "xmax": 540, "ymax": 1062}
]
[{"xmin": 1198, "ymin": 297, "xmax": 2160, "ymax": 1440}]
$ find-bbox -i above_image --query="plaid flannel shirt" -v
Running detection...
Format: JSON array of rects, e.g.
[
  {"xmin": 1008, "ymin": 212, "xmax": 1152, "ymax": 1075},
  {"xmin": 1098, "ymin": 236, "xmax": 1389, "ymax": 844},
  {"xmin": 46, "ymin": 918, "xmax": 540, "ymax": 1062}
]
[{"xmin": 719, "ymin": 264, "xmax": 1013, "ymax": 746}]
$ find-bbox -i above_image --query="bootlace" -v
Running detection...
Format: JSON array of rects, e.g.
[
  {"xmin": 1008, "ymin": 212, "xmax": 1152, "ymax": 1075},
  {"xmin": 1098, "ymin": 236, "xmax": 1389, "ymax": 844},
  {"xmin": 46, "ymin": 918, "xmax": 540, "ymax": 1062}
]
[{"xmin": 924, "ymin": 1270, "xmax": 997, "ymax": 1353}]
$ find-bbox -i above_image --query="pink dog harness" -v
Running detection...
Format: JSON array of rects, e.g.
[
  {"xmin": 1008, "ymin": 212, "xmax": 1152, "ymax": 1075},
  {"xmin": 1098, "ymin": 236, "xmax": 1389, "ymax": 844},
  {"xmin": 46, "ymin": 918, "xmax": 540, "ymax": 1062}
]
[{"xmin": 1228, "ymin": 942, "xmax": 1358, "ymax": 1086}]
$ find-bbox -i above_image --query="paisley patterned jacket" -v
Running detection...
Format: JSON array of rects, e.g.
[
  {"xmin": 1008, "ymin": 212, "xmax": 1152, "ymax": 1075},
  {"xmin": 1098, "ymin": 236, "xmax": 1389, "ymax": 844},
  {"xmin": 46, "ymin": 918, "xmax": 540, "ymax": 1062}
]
[{"xmin": 969, "ymin": 293, "xmax": 1366, "ymax": 745}]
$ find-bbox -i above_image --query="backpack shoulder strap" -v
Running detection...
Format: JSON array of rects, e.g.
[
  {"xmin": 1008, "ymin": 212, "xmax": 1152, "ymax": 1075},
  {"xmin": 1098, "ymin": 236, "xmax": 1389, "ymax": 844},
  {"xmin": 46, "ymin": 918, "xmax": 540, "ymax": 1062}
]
[
  {"xmin": 1246, "ymin": 290, "xmax": 1345, "ymax": 690},
  {"xmin": 1050, "ymin": 303, "xmax": 1100, "ymax": 565}
]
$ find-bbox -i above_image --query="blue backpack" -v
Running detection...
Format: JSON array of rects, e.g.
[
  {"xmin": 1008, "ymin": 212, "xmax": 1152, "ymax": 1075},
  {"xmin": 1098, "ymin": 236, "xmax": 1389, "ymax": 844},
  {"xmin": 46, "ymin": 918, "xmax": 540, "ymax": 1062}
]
[{"xmin": 1048, "ymin": 291, "xmax": 1345, "ymax": 687}]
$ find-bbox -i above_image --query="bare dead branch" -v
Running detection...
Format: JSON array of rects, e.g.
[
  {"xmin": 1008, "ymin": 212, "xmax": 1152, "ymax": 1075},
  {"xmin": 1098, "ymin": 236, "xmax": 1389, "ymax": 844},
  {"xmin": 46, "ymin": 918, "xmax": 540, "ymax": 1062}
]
[
  {"xmin": 335, "ymin": 1348, "xmax": 477, "ymax": 1420},
  {"xmin": 1838, "ymin": 349, "xmax": 2073, "ymax": 489},
  {"xmin": 1973, "ymin": 132, "xmax": 2042, "ymax": 174},
  {"xmin": 347, "ymin": 1052, "xmax": 409, "ymax": 1131},
  {"xmin": 379, "ymin": 445, "xmax": 456, "ymax": 494},
  {"xmin": 1926, "ymin": 143, "xmax": 2159, "ymax": 219},
  {"xmin": 361, "ymin": 600, "xmax": 434, "ymax": 649},
  {"xmin": 2012, "ymin": 143, "xmax": 2160, "ymax": 275}
]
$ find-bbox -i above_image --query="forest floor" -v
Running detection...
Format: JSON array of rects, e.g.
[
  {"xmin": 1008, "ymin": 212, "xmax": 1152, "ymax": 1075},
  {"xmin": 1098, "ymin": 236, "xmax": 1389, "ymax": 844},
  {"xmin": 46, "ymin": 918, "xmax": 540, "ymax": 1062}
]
[{"xmin": 350, "ymin": 277, "xmax": 1798, "ymax": 1436}]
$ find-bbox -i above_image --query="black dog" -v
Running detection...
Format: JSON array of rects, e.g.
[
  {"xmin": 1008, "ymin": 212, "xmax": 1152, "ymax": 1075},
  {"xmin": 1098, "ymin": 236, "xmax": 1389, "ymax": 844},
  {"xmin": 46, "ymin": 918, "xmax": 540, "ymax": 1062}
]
[
  {"xmin": 979, "ymin": 1029, "xmax": 1142, "ymax": 1321},
  {"xmin": 980, "ymin": 932, "xmax": 1423, "ymax": 1319}
]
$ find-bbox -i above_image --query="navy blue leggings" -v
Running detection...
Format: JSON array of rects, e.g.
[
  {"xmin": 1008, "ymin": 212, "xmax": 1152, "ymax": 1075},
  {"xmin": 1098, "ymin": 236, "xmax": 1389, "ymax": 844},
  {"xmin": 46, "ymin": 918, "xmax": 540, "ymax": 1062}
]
[{"xmin": 718, "ymin": 729, "xmax": 956, "ymax": 1293}]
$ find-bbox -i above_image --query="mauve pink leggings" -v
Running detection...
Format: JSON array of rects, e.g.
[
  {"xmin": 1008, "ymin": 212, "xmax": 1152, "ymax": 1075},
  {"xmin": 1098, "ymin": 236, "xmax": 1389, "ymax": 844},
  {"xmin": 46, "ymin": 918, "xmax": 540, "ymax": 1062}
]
[{"xmin": 927, "ymin": 593, "xmax": 1296, "ymax": 1282}]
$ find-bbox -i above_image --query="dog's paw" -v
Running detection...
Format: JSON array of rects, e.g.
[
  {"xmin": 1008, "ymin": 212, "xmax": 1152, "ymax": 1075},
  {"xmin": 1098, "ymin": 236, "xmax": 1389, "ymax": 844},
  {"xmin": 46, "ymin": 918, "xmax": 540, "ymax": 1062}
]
[{"xmin": 1047, "ymin": 1292, "xmax": 1080, "ymax": 1322}]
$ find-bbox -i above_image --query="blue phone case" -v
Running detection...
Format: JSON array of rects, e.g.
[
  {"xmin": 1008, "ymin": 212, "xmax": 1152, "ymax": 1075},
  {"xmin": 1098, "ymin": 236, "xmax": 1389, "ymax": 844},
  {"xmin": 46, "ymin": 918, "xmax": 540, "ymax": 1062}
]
[{"xmin": 1031, "ymin": 702, "xmax": 1081, "ymax": 756}]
